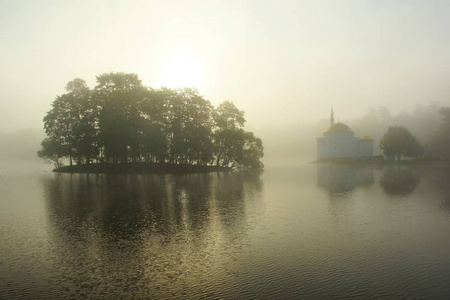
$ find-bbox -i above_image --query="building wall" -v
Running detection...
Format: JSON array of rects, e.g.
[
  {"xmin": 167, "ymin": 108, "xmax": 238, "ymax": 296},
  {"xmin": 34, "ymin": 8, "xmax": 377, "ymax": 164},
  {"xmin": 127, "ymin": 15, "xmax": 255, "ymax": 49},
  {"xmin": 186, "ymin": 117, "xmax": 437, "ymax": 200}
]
[
  {"xmin": 357, "ymin": 140, "xmax": 374, "ymax": 157},
  {"xmin": 317, "ymin": 131, "xmax": 374, "ymax": 159},
  {"xmin": 323, "ymin": 131, "xmax": 357, "ymax": 158},
  {"xmin": 317, "ymin": 137, "xmax": 325, "ymax": 159}
]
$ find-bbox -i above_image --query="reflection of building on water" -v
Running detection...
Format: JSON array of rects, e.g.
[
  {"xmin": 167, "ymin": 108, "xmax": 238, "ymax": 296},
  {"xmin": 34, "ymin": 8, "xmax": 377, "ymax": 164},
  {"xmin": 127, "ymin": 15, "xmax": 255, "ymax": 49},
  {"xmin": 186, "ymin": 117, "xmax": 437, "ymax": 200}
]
[
  {"xmin": 317, "ymin": 108, "xmax": 373, "ymax": 160},
  {"xmin": 317, "ymin": 164, "xmax": 374, "ymax": 194}
]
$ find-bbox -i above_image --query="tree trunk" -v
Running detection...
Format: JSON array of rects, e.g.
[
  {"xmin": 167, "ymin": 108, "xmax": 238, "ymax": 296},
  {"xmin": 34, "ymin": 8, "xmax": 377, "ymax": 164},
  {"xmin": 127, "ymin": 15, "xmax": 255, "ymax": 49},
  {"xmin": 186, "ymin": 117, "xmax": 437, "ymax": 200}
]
[{"xmin": 216, "ymin": 151, "xmax": 221, "ymax": 166}]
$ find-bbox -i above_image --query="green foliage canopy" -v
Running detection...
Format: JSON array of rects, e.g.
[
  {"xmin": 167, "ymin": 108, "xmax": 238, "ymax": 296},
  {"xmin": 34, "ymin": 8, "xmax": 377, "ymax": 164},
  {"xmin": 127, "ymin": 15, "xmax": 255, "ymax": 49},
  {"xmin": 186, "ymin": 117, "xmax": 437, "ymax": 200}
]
[
  {"xmin": 379, "ymin": 126, "xmax": 423, "ymax": 160},
  {"xmin": 427, "ymin": 107, "xmax": 450, "ymax": 159}
]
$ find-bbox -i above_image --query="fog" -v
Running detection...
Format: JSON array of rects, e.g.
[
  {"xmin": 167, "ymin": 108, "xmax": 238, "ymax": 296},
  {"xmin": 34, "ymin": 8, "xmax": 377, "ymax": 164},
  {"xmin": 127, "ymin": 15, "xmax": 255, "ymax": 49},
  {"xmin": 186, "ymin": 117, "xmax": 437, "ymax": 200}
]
[
  {"xmin": 1, "ymin": 102, "xmax": 445, "ymax": 169},
  {"xmin": 0, "ymin": 128, "xmax": 51, "ymax": 173},
  {"xmin": 2, "ymin": 1, "xmax": 450, "ymax": 166},
  {"xmin": 257, "ymin": 102, "xmax": 444, "ymax": 163}
]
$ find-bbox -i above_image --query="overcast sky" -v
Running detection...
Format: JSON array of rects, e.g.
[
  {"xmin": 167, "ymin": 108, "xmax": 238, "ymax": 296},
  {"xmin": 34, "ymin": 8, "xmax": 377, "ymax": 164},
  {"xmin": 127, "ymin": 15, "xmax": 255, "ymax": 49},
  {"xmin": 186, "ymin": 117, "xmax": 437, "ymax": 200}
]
[{"xmin": 2, "ymin": 0, "xmax": 450, "ymax": 133}]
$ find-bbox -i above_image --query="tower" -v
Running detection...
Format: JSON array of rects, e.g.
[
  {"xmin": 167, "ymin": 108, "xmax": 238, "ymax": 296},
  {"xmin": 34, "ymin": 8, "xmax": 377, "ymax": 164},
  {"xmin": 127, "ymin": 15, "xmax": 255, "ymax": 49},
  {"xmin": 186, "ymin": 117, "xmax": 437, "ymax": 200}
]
[{"xmin": 330, "ymin": 106, "xmax": 335, "ymax": 125}]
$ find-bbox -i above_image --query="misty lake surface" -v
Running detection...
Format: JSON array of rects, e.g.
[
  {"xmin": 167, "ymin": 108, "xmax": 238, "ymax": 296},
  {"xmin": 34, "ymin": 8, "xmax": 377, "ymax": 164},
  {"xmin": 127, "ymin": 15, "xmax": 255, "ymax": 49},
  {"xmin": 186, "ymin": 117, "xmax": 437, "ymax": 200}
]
[{"xmin": 1, "ymin": 163, "xmax": 450, "ymax": 299}]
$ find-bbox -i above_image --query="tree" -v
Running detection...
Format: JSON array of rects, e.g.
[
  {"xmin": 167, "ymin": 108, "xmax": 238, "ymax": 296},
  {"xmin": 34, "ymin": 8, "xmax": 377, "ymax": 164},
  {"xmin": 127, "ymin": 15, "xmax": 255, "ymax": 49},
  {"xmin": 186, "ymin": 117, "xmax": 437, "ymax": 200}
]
[
  {"xmin": 65, "ymin": 78, "xmax": 98, "ymax": 164},
  {"xmin": 213, "ymin": 100, "xmax": 245, "ymax": 130},
  {"xmin": 427, "ymin": 107, "xmax": 450, "ymax": 159},
  {"xmin": 182, "ymin": 89, "xmax": 214, "ymax": 165},
  {"xmin": 39, "ymin": 73, "xmax": 264, "ymax": 170},
  {"xmin": 94, "ymin": 73, "xmax": 146, "ymax": 163},
  {"xmin": 215, "ymin": 128, "xmax": 246, "ymax": 167},
  {"xmin": 213, "ymin": 101, "xmax": 246, "ymax": 166},
  {"xmin": 406, "ymin": 136, "xmax": 424, "ymax": 158},
  {"xmin": 97, "ymin": 89, "xmax": 144, "ymax": 163},
  {"xmin": 379, "ymin": 126, "xmax": 423, "ymax": 161},
  {"xmin": 140, "ymin": 89, "xmax": 169, "ymax": 163},
  {"xmin": 42, "ymin": 94, "xmax": 77, "ymax": 166},
  {"xmin": 210, "ymin": 102, "xmax": 264, "ymax": 169},
  {"xmin": 37, "ymin": 138, "xmax": 65, "ymax": 168},
  {"xmin": 41, "ymin": 78, "xmax": 101, "ymax": 166},
  {"xmin": 95, "ymin": 72, "xmax": 143, "ymax": 95},
  {"xmin": 242, "ymin": 132, "xmax": 264, "ymax": 169}
]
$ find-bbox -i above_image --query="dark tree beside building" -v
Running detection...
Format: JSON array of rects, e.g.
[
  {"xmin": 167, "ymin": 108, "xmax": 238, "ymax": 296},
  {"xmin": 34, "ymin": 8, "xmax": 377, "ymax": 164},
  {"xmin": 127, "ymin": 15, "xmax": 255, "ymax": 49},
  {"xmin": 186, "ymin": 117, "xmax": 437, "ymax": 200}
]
[{"xmin": 379, "ymin": 126, "xmax": 423, "ymax": 161}]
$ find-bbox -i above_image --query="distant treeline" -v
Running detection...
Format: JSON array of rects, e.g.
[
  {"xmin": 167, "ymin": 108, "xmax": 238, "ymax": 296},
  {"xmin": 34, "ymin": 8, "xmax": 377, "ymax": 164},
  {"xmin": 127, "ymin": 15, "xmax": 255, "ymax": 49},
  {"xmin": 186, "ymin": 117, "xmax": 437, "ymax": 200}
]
[
  {"xmin": 427, "ymin": 107, "xmax": 450, "ymax": 160},
  {"xmin": 258, "ymin": 103, "xmax": 450, "ymax": 161},
  {"xmin": 355, "ymin": 105, "xmax": 450, "ymax": 160},
  {"xmin": 38, "ymin": 72, "xmax": 264, "ymax": 169}
]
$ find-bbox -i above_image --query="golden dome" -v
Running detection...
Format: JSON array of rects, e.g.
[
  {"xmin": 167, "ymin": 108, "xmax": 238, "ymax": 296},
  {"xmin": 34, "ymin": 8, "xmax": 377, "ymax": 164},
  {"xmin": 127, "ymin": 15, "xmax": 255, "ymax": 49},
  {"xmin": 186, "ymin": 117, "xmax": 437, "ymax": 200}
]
[
  {"xmin": 326, "ymin": 122, "xmax": 352, "ymax": 132},
  {"xmin": 359, "ymin": 135, "xmax": 373, "ymax": 140}
]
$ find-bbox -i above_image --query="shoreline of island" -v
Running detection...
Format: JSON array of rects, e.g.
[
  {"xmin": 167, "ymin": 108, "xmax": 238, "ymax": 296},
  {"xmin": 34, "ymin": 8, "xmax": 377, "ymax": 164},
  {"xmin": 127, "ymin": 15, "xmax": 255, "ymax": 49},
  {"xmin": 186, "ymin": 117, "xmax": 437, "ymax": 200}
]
[{"xmin": 53, "ymin": 163, "xmax": 232, "ymax": 174}]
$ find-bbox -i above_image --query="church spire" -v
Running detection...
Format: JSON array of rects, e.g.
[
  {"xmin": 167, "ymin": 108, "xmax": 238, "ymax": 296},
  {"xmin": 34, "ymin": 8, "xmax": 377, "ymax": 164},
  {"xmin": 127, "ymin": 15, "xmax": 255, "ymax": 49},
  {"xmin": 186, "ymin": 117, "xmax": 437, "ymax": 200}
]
[{"xmin": 330, "ymin": 106, "xmax": 335, "ymax": 125}]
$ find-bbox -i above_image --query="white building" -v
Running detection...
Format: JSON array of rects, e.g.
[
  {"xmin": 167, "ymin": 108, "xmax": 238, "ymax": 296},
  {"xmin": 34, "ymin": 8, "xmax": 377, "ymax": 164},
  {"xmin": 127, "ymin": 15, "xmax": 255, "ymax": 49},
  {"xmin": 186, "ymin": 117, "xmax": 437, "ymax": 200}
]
[{"xmin": 317, "ymin": 109, "xmax": 373, "ymax": 160}]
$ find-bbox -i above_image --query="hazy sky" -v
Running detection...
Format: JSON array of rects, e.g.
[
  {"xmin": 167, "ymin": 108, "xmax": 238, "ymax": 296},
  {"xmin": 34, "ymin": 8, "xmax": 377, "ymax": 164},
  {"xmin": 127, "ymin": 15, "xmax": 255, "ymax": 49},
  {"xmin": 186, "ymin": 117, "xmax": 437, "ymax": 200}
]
[{"xmin": 2, "ymin": 0, "xmax": 450, "ymax": 132}]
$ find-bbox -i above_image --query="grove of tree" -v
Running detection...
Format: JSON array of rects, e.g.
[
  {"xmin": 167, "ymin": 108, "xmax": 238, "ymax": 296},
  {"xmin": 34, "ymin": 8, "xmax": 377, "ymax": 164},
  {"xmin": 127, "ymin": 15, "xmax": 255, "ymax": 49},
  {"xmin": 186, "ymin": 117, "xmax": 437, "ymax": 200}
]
[
  {"xmin": 427, "ymin": 107, "xmax": 450, "ymax": 160},
  {"xmin": 379, "ymin": 126, "xmax": 423, "ymax": 161},
  {"xmin": 38, "ymin": 72, "xmax": 264, "ymax": 170}
]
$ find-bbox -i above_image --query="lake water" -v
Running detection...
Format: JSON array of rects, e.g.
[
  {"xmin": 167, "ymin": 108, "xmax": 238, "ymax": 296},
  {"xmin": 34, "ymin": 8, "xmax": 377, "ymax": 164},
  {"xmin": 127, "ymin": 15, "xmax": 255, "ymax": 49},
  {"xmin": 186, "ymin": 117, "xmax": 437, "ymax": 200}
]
[{"xmin": 1, "ymin": 163, "xmax": 450, "ymax": 299}]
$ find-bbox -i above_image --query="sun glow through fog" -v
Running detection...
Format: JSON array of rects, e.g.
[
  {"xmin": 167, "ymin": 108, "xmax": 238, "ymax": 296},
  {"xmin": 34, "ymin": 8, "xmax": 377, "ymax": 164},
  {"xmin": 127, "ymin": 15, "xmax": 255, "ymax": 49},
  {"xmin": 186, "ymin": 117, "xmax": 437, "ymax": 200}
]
[{"xmin": 159, "ymin": 56, "xmax": 204, "ymax": 89}]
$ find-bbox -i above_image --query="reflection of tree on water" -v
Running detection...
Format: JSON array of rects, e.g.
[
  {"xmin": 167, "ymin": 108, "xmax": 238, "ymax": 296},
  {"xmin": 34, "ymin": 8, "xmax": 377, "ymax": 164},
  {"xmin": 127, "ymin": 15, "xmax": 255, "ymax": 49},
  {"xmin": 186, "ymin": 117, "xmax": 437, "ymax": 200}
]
[
  {"xmin": 420, "ymin": 166, "xmax": 450, "ymax": 210},
  {"xmin": 43, "ymin": 172, "xmax": 263, "ymax": 239},
  {"xmin": 40, "ymin": 171, "xmax": 263, "ymax": 298},
  {"xmin": 380, "ymin": 167, "xmax": 420, "ymax": 196},
  {"xmin": 317, "ymin": 164, "xmax": 374, "ymax": 195}
]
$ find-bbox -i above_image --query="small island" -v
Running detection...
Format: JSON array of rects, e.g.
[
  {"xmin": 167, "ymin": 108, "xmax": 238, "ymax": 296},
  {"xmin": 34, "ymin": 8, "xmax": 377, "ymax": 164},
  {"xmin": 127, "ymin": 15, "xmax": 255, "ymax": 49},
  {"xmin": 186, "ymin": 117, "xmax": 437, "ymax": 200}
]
[
  {"xmin": 53, "ymin": 163, "xmax": 232, "ymax": 174},
  {"xmin": 38, "ymin": 73, "xmax": 264, "ymax": 173}
]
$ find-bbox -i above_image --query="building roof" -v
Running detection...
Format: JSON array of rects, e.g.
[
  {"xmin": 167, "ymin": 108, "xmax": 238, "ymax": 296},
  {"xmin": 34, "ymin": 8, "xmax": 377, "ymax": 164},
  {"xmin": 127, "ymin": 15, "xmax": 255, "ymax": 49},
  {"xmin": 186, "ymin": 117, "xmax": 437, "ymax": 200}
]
[
  {"xmin": 358, "ymin": 135, "xmax": 373, "ymax": 141},
  {"xmin": 326, "ymin": 122, "xmax": 352, "ymax": 132}
]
